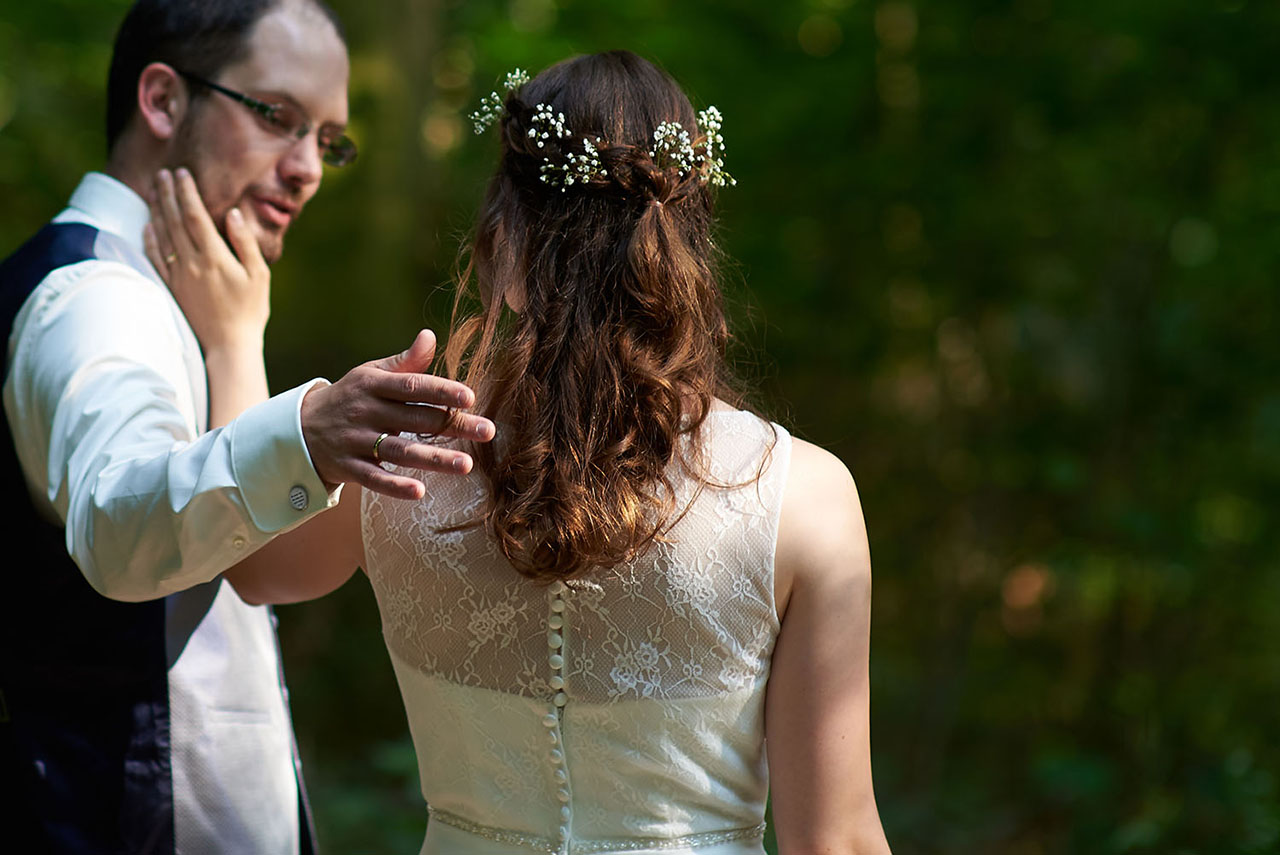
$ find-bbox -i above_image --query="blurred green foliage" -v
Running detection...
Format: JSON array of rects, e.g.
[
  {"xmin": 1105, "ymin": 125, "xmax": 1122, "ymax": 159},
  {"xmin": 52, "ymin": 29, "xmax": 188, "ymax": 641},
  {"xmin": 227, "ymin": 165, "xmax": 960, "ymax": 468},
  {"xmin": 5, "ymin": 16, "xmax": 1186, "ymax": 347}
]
[{"xmin": 3, "ymin": 0, "xmax": 1278, "ymax": 852}]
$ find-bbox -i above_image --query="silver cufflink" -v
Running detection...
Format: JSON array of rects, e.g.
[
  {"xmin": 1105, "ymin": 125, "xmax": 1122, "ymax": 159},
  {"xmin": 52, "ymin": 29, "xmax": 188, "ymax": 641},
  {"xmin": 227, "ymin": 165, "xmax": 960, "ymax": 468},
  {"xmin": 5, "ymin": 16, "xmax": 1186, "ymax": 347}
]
[{"xmin": 288, "ymin": 485, "xmax": 309, "ymax": 511}]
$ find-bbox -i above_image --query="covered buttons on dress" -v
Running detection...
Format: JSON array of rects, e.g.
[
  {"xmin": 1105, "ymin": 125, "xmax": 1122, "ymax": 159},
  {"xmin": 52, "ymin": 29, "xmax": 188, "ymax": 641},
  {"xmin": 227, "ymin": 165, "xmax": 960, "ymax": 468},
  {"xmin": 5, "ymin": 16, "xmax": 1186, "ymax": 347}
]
[{"xmin": 546, "ymin": 579, "xmax": 572, "ymax": 851}]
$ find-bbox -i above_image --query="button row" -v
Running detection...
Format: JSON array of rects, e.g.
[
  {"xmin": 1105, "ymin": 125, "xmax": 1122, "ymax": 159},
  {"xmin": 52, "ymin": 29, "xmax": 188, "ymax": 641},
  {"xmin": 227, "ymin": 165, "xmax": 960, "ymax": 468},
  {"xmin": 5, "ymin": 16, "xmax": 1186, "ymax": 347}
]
[{"xmin": 547, "ymin": 580, "xmax": 570, "ymax": 850}]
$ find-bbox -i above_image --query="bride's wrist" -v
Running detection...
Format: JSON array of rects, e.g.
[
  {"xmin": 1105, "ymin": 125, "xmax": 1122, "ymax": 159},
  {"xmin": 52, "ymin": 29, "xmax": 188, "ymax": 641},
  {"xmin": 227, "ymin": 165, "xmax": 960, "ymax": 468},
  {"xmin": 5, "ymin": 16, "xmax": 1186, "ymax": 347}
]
[
  {"xmin": 203, "ymin": 336, "xmax": 270, "ymax": 426},
  {"xmin": 201, "ymin": 329, "xmax": 266, "ymax": 359},
  {"xmin": 203, "ymin": 337, "xmax": 266, "ymax": 382}
]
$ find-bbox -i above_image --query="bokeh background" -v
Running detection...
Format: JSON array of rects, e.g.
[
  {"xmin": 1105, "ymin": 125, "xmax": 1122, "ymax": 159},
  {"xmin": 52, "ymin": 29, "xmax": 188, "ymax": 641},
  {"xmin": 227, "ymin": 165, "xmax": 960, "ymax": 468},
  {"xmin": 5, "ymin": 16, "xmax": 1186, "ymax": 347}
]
[{"xmin": 3, "ymin": 0, "xmax": 1278, "ymax": 852}]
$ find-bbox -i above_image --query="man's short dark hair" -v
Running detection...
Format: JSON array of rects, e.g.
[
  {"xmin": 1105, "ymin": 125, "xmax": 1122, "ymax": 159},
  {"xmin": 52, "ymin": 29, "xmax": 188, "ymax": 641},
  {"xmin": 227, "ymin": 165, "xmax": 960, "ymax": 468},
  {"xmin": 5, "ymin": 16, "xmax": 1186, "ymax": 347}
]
[{"xmin": 105, "ymin": 0, "xmax": 346, "ymax": 154}]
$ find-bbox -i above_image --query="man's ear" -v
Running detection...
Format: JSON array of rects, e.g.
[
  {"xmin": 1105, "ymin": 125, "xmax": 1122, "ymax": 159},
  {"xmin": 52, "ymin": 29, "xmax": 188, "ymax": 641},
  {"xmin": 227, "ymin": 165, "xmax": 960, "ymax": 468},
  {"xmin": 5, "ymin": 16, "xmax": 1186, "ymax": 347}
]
[{"xmin": 136, "ymin": 62, "xmax": 187, "ymax": 141}]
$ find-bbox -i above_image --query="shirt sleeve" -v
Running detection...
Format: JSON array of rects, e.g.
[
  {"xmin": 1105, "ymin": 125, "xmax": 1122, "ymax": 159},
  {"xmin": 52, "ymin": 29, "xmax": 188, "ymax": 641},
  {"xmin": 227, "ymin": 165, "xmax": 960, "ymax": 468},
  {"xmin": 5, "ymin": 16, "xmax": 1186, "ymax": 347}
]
[{"xmin": 4, "ymin": 260, "xmax": 339, "ymax": 603}]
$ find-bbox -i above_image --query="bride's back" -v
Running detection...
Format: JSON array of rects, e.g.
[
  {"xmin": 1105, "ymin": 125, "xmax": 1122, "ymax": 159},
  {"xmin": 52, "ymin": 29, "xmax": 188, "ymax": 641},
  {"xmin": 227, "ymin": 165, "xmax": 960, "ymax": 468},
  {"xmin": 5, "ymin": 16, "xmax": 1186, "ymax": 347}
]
[
  {"xmin": 364, "ymin": 50, "xmax": 791, "ymax": 855},
  {"xmin": 362, "ymin": 411, "xmax": 789, "ymax": 855}
]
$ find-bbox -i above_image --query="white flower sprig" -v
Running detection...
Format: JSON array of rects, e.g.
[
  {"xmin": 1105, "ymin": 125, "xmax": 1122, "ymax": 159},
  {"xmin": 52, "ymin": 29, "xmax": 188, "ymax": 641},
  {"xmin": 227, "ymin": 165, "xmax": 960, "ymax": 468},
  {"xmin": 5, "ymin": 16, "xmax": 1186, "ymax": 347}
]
[
  {"xmin": 646, "ymin": 109, "xmax": 735, "ymax": 187},
  {"xmin": 696, "ymin": 106, "xmax": 736, "ymax": 188},
  {"xmin": 650, "ymin": 122, "xmax": 696, "ymax": 172},
  {"xmin": 467, "ymin": 67, "xmax": 737, "ymax": 193},
  {"xmin": 468, "ymin": 68, "xmax": 530, "ymax": 134},
  {"xmin": 540, "ymin": 136, "xmax": 608, "ymax": 191},
  {"xmin": 528, "ymin": 103, "xmax": 571, "ymax": 149}
]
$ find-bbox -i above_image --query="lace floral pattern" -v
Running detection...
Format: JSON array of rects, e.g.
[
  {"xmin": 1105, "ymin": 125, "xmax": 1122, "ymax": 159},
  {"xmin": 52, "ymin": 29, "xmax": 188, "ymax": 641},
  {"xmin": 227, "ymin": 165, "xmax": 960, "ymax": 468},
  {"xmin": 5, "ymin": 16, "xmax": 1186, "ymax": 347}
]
[{"xmin": 363, "ymin": 412, "xmax": 791, "ymax": 851}]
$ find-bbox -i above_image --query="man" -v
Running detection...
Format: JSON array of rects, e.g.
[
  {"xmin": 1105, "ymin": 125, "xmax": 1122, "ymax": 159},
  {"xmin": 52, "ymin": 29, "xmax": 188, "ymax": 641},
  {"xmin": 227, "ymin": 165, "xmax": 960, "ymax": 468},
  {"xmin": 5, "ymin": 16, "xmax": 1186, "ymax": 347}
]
[{"xmin": 0, "ymin": 1, "xmax": 492, "ymax": 852}]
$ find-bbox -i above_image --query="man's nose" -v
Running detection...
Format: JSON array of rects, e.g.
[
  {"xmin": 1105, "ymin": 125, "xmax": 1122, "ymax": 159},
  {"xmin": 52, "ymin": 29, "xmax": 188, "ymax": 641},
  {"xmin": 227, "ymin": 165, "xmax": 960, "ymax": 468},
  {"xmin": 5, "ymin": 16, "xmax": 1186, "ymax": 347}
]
[{"xmin": 279, "ymin": 133, "xmax": 324, "ymax": 191}]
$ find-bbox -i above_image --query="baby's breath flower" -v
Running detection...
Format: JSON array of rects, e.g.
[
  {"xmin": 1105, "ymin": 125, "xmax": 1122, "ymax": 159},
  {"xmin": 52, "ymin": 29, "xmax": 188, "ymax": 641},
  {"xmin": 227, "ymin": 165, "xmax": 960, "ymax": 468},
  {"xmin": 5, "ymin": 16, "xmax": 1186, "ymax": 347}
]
[
  {"xmin": 529, "ymin": 103, "xmax": 572, "ymax": 149},
  {"xmin": 472, "ymin": 69, "xmax": 738, "ymax": 194},
  {"xmin": 697, "ymin": 106, "xmax": 736, "ymax": 188},
  {"xmin": 651, "ymin": 122, "xmax": 696, "ymax": 172},
  {"xmin": 540, "ymin": 136, "xmax": 607, "ymax": 191},
  {"xmin": 503, "ymin": 69, "xmax": 530, "ymax": 90},
  {"xmin": 469, "ymin": 91, "xmax": 505, "ymax": 135},
  {"xmin": 468, "ymin": 68, "xmax": 530, "ymax": 134},
  {"xmin": 645, "ymin": 109, "xmax": 735, "ymax": 187}
]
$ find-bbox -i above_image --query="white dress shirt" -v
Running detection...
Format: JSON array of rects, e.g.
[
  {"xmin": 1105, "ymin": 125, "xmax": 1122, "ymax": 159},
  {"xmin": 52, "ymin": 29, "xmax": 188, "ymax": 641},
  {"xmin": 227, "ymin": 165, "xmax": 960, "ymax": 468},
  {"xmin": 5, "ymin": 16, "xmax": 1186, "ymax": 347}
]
[
  {"xmin": 4, "ymin": 171, "xmax": 339, "ymax": 602},
  {"xmin": 2, "ymin": 171, "xmax": 340, "ymax": 853}
]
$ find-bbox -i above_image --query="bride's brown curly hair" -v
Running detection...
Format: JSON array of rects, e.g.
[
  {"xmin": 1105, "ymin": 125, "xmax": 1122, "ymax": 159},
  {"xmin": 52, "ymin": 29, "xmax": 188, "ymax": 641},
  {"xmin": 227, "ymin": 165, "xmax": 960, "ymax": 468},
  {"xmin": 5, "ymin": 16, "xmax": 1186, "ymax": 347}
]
[{"xmin": 445, "ymin": 50, "xmax": 750, "ymax": 582}]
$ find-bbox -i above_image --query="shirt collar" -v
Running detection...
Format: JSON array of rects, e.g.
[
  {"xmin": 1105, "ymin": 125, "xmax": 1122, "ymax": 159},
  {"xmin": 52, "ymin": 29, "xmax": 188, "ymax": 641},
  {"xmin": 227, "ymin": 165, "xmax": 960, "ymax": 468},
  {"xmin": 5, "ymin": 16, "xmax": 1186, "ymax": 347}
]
[{"xmin": 65, "ymin": 172, "xmax": 151, "ymax": 251}]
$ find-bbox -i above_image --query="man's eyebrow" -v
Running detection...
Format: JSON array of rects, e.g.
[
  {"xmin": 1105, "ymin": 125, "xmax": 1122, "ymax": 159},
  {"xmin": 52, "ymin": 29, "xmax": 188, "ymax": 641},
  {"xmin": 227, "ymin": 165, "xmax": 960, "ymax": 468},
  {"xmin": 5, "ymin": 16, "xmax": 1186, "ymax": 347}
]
[{"xmin": 253, "ymin": 89, "xmax": 348, "ymax": 130}]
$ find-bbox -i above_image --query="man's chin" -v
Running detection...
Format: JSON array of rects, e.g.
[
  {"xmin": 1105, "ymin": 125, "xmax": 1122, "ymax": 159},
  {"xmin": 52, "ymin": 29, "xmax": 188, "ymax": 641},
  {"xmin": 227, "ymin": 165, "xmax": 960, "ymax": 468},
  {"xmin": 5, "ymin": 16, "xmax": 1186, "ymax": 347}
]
[
  {"xmin": 251, "ymin": 226, "xmax": 285, "ymax": 265},
  {"xmin": 260, "ymin": 239, "xmax": 284, "ymax": 265}
]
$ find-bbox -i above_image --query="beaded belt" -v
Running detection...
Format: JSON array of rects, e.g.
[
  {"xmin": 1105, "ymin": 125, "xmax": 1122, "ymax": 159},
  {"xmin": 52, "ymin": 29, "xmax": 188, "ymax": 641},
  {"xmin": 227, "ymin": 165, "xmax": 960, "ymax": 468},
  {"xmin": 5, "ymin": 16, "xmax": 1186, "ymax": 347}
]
[{"xmin": 427, "ymin": 806, "xmax": 766, "ymax": 855}]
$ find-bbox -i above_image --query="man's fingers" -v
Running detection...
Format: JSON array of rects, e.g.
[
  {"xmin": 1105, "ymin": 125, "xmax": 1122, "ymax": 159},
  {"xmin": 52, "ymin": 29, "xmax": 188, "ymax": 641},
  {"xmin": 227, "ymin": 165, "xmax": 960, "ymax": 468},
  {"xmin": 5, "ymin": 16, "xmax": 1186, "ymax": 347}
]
[
  {"xmin": 346, "ymin": 462, "xmax": 427, "ymax": 500},
  {"xmin": 429, "ymin": 409, "xmax": 495, "ymax": 442},
  {"xmin": 364, "ymin": 367, "xmax": 479, "ymax": 410},
  {"xmin": 361, "ymin": 399, "xmax": 494, "ymax": 441},
  {"xmin": 421, "ymin": 410, "xmax": 494, "ymax": 442},
  {"xmin": 363, "ymin": 331, "xmax": 483, "ymax": 412},
  {"xmin": 225, "ymin": 207, "xmax": 268, "ymax": 280},
  {"xmin": 301, "ymin": 355, "xmax": 493, "ymax": 494},
  {"xmin": 370, "ymin": 329, "xmax": 438, "ymax": 376},
  {"xmin": 369, "ymin": 433, "xmax": 474, "ymax": 474},
  {"xmin": 368, "ymin": 400, "xmax": 494, "ymax": 441}
]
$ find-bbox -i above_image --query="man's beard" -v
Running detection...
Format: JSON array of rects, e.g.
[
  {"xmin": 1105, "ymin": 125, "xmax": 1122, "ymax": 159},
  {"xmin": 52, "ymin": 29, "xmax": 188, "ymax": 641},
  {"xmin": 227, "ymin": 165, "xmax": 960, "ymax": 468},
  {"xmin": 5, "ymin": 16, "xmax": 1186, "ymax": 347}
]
[{"xmin": 168, "ymin": 116, "xmax": 285, "ymax": 265}]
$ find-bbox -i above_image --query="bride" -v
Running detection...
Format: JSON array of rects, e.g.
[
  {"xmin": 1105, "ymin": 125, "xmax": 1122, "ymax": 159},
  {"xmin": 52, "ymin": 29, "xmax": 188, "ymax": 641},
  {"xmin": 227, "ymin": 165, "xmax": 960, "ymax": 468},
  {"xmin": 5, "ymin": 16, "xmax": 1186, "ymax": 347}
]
[{"xmin": 147, "ymin": 50, "xmax": 891, "ymax": 855}]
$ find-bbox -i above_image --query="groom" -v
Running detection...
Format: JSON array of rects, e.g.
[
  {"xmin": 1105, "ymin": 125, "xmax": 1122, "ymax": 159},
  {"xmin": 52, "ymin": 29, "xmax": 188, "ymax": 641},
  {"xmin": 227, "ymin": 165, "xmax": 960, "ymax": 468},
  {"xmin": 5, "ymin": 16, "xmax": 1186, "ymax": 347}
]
[{"xmin": 0, "ymin": 1, "xmax": 491, "ymax": 852}]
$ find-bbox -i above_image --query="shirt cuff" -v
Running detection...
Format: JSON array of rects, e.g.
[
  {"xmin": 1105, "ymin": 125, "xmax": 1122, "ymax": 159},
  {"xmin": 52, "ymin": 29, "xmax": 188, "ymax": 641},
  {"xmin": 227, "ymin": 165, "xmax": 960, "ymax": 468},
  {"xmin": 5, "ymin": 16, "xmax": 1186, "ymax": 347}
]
[{"xmin": 227, "ymin": 378, "xmax": 343, "ymax": 533}]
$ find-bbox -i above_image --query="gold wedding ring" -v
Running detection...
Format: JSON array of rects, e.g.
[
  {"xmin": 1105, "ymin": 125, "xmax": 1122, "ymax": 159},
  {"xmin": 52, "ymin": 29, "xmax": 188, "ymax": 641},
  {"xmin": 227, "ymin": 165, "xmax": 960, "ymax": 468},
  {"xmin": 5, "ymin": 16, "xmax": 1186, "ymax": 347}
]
[
  {"xmin": 165, "ymin": 253, "xmax": 177, "ymax": 264},
  {"xmin": 372, "ymin": 432, "xmax": 390, "ymax": 461}
]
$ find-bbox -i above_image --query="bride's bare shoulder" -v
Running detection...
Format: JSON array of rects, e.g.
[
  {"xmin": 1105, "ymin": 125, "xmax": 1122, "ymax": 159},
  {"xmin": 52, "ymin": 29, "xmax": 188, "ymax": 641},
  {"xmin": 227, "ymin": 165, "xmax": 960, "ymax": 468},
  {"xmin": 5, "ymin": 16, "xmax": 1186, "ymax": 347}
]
[{"xmin": 774, "ymin": 436, "xmax": 870, "ymax": 618}]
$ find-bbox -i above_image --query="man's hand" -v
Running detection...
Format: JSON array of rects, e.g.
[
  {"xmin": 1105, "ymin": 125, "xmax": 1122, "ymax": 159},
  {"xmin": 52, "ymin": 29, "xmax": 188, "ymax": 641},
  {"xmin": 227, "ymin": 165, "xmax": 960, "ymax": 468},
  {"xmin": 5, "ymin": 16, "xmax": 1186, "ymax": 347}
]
[{"xmin": 301, "ymin": 329, "xmax": 496, "ymax": 499}]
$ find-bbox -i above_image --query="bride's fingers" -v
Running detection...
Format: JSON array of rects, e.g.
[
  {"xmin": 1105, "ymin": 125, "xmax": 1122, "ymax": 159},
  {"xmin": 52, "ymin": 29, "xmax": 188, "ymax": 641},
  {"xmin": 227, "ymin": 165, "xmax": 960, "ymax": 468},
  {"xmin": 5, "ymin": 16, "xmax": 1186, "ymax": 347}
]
[
  {"xmin": 145, "ymin": 192, "xmax": 178, "ymax": 269},
  {"xmin": 224, "ymin": 206, "xmax": 268, "ymax": 281},
  {"xmin": 156, "ymin": 169, "xmax": 197, "ymax": 259},
  {"xmin": 142, "ymin": 223, "xmax": 171, "ymax": 282},
  {"xmin": 174, "ymin": 168, "xmax": 226, "ymax": 258}
]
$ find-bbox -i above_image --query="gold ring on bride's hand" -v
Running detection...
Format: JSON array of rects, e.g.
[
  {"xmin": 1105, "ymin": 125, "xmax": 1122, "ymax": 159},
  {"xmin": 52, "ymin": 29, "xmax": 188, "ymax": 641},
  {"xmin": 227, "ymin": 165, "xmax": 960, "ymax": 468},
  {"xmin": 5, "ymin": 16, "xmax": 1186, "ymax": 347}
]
[
  {"xmin": 373, "ymin": 432, "xmax": 390, "ymax": 461},
  {"xmin": 164, "ymin": 253, "xmax": 177, "ymax": 265}
]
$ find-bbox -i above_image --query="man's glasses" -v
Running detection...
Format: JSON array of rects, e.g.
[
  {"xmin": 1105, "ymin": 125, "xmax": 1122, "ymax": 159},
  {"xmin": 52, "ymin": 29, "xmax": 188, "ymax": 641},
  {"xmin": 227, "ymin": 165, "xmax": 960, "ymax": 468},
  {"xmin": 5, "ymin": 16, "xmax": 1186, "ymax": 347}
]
[{"xmin": 177, "ymin": 70, "xmax": 357, "ymax": 167}]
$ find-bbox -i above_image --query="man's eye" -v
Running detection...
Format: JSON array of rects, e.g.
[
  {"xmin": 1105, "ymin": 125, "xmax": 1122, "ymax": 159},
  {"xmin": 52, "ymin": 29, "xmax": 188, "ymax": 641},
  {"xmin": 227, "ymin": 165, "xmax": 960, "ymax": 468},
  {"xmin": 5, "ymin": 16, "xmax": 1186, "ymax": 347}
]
[
  {"xmin": 262, "ymin": 103, "xmax": 304, "ymax": 134},
  {"xmin": 253, "ymin": 102, "xmax": 281, "ymax": 123}
]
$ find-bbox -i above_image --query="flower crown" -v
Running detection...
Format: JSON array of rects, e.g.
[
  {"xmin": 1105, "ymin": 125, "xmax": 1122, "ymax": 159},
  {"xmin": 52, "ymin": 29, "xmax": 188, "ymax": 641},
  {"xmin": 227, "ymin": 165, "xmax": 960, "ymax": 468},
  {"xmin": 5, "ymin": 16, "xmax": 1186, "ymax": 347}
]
[{"xmin": 469, "ymin": 68, "xmax": 736, "ymax": 192}]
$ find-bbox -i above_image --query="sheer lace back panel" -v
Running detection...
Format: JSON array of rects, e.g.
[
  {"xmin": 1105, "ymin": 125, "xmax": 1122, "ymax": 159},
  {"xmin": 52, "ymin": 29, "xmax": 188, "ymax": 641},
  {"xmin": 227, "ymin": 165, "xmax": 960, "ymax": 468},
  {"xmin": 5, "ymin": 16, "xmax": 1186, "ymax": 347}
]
[{"xmin": 362, "ymin": 411, "xmax": 791, "ymax": 855}]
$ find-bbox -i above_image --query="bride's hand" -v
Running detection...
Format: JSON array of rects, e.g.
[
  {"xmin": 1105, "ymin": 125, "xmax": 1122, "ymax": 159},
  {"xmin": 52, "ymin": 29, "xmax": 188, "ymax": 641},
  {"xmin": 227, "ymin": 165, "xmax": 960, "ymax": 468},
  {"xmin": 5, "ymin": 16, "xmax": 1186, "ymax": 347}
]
[
  {"xmin": 144, "ymin": 167, "xmax": 270, "ymax": 427},
  {"xmin": 143, "ymin": 167, "xmax": 270, "ymax": 353}
]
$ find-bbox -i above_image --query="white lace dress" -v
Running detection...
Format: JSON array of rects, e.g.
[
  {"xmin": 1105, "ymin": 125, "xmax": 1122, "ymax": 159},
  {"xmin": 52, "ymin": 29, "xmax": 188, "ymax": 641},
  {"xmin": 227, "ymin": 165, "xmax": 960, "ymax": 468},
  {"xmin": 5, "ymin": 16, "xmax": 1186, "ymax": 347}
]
[{"xmin": 361, "ymin": 411, "xmax": 792, "ymax": 855}]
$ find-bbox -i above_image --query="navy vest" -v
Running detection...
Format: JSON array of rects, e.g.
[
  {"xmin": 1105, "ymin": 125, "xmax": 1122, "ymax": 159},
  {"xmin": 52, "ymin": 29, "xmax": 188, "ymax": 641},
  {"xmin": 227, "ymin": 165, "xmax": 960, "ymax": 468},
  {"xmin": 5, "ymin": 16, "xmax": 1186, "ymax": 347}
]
[
  {"xmin": 1, "ymin": 221, "xmax": 316, "ymax": 855},
  {"xmin": 0, "ymin": 224, "xmax": 174, "ymax": 853}
]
